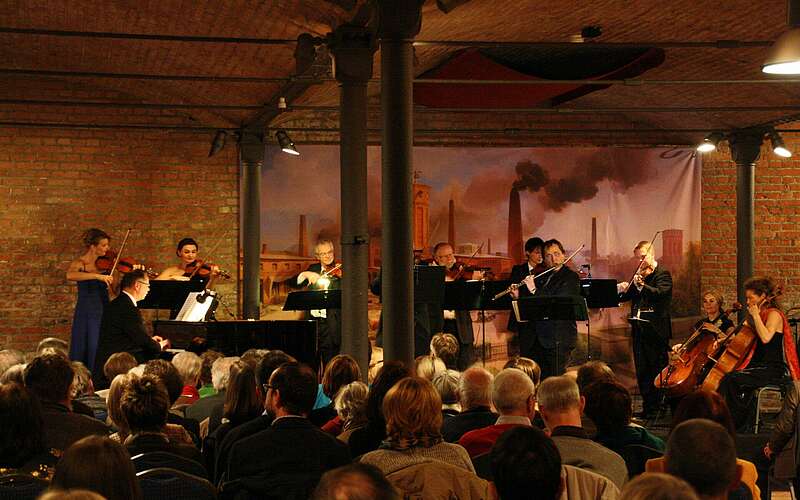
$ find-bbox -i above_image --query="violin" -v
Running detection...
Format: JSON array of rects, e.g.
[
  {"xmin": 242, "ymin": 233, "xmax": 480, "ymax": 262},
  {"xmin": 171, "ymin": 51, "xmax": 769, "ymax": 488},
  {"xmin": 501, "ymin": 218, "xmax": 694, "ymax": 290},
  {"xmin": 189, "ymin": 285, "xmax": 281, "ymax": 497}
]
[
  {"xmin": 322, "ymin": 262, "xmax": 343, "ymax": 279},
  {"xmin": 184, "ymin": 259, "xmax": 231, "ymax": 280},
  {"xmin": 446, "ymin": 262, "xmax": 489, "ymax": 281},
  {"xmin": 95, "ymin": 250, "xmax": 157, "ymax": 278}
]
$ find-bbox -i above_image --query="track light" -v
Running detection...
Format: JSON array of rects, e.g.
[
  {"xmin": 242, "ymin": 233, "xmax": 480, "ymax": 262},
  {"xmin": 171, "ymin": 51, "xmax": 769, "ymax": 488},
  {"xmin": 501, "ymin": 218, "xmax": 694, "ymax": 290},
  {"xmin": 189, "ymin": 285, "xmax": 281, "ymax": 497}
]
[
  {"xmin": 769, "ymin": 128, "xmax": 792, "ymax": 157},
  {"xmin": 763, "ymin": 0, "xmax": 800, "ymax": 74},
  {"xmin": 208, "ymin": 130, "xmax": 227, "ymax": 157},
  {"xmin": 276, "ymin": 130, "xmax": 300, "ymax": 156},
  {"xmin": 696, "ymin": 132, "xmax": 723, "ymax": 153}
]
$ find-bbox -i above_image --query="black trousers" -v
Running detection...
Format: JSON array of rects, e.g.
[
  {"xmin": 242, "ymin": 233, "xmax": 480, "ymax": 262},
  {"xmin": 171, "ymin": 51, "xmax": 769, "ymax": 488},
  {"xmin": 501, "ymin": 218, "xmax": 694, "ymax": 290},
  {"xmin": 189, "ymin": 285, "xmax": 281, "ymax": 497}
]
[
  {"xmin": 521, "ymin": 332, "xmax": 572, "ymax": 380},
  {"xmin": 315, "ymin": 310, "xmax": 341, "ymax": 367},
  {"xmin": 631, "ymin": 322, "xmax": 669, "ymax": 415},
  {"xmin": 718, "ymin": 363, "xmax": 786, "ymax": 431},
  {"xmin": 443, "ymin": 318, "xmax": 475, "ymax": 370}
]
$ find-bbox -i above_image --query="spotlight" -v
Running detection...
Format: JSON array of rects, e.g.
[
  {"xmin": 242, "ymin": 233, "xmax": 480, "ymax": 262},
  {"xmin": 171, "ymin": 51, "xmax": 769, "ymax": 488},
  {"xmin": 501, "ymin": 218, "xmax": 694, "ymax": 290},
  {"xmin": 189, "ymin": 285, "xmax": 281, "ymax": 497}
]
[
  {"xmin": 276, "ymin": 130, "xmax": 300, "ymax": 156},
  {"xmin": 696, "ymin": 132, "xmax": 723, "ymax": 153},
  {"xmin": 763, "ymin": 0, "xmax": 800, "ymax": 74},
  {"xmin": 769, "ymin": 128, "xmax": 792, "ymax": 157},
  {"xmin": 208, "ymin": 130, "xmax": 227, "ymax": 157}
]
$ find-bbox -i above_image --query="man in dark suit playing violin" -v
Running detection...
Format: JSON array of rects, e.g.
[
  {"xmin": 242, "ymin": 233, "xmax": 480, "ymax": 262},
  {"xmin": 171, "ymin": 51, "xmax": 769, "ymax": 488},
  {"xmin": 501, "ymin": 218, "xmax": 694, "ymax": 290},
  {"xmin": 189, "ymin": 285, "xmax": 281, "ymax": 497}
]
[
  {"xmin": 618, "ymin": 240, "xmax": 673, "ymax": 418},
  {"xmin": 93, "ymin": 269, "xmax": 170, "ymax": 389},
  {"xmin": 296, "ymin": 239, "xmax": 341, "ymax": 366},
  {"xmin": 432, "ymin": 242, "xmax": 477, "ymax": 370}
]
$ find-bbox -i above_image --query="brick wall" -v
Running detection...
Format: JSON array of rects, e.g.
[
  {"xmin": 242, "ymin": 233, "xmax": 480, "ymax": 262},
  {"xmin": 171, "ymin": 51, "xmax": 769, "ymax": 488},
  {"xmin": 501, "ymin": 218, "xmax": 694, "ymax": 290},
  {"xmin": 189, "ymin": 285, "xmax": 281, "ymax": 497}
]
[
  {"xmin": 0, "ymin": 126, "xmax": 239, "ymax": 352},
  {"xmin": 701, "ymin": 136, "xmax": 800, "ymax": 310}
]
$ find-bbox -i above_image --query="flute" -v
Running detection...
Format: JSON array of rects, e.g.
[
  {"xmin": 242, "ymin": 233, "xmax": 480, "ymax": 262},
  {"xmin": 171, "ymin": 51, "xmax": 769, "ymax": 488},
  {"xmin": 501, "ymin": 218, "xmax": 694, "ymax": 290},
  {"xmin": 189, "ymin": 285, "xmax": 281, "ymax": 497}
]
[{"xmin": 493, "ymin": 244, "xmax": 585, "ymax": 301}]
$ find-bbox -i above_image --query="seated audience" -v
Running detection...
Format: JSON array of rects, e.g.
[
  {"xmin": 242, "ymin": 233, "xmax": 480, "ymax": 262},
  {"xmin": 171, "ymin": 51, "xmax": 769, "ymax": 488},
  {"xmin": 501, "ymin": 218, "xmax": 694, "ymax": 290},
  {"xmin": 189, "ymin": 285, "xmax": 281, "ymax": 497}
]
[
  {"xmin": 24, "ymin": 353, "xmax": 108, "ymax": 452},
  {"xmin": 0, "ymin": 362, "xmax": 25, "ymax": 384},
  {"xmin": 334, "ymin": 381, "xmax": 370, "ymax": 444},
  {"xmin": 503, "ymin": 356, "xmax": 541, "ymax": 387},
  {"xmin": 202, "ymin": 360, "xmax": 262, "ymax": 478},
  {"xmin": 106, "ymin": 372, "xmax": 193, "ymax": 446},
  {"xmin": 645, "ymin": 390, "xmax": 760, "ymax": 500},
  {"xmin": 51, "ymin": 435, "xmax": 141, "ymax": 500},
  {"xmin": 415, "ymin": 355, "xmax": 446, "ymax": 381},
  {"xmin": 97, "ymin": 352, "xmax": 137, "ymax": 399},
  {"xmin": 171, "ymin": 351, "xmax": 202, "ymax": 406},
  {"xmin": 441, "ymin": 366, "xmax": 498, "ymax": 443},
  {"xmin": 490, "ymin": 426, "xmax": 563, "ymax": 500},
  {"xmin": 312, "ymin": 462, "xmax": 400, "ymax": 500},
  {"xmin": 142, "ymin": 358, "xmax": 200, "ymax": 443},
  {"xmin": 432, "ymin": 369, "xmax": 462, "ymax": 418},
  {"xmin": 225, "ymin": 362, "xmax": 350, "ymax": 498},
  {"xmin": 311, "ymin": 354, "xmax": 361, "ymax": 428},
  {"xmin": 0, "ymin": 382, "xmax": 59, "ymax": 478},
  {"xmin": 120, "ymin": 374, "xmax": 203, "ymax": 464},
  {"xmin": 430, "ymin": 333, "xmax": 460, "ymax": 370},
  {"xmin": 459, "ymin": 368, "xmax": 535, "ymax": 457},
  {"xmin": 198, "ymin": 350, "xmax": 225, "ymax": 398},
  {"xmin": 537, "ymin": 375, "xmax": 628, "ymax": 489},
  {"xmin": 360, "ymin": 377, "xmax": 474, "ymax": 474},
  {"xmin": 664, "ymin": 419, "xmax": 742, "ymax": 500},
  {"xmin": 620, "ymin": 472, "xmax": 699, "ymax": 500},
  {"xmin": 71, "ymin": 361, "xmax": 107, "ymax": 422},
  {"xmin": 40, "ymin": 490, "xmax": 107, "ymax": 500},
  {"xmin": 186, "ymin": 355, "xmax": 238, "ymax": 436},
  {"xmin": 348, "ymin": 361, "xmax": 409, "ymax": 458},
  {"xmin": 37, "ymin": 337, "xmax": 70, "ymax": 356},
  {"xmin": 576, "ymin": 360, "xmax": 616, "ymax": 392},
  {"xmin": 583, "ymin": 380, "xmax": 665, "ymax": 453},
  {"xmin": 0, "ymin": 348, "xmax": 26, "ymax": 376}
]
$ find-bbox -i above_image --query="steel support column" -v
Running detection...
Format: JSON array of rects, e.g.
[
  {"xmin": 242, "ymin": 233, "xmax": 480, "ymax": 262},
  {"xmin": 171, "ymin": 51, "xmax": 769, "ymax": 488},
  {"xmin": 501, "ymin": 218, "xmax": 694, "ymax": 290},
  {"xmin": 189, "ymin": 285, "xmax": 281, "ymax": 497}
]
[{"xmin": 239, "ymin": 129, "xmax": 265, "ymax": 319}]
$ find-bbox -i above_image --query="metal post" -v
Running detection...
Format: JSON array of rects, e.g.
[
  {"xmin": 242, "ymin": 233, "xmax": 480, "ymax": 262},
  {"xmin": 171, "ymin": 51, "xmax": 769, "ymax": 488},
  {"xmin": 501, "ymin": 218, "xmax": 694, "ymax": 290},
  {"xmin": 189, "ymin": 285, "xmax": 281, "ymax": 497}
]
[
  {"xmin": 239, "ymin": 128, "xmax": 264, "ymax": 319},
  {"xmin": 330, "ymin": 25, "xmax": 376, "ymax": 379}
]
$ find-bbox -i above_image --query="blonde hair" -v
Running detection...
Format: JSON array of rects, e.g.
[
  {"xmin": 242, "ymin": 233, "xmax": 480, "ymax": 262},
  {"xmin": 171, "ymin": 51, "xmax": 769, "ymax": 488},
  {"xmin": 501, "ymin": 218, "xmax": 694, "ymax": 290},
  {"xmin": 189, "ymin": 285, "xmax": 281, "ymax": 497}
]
[
  {"xmin": 620, "ymin": 473, "xmax": 699, "ymax": 500},
  {"xmin": 702, "ymin": 290, "xmax": 724, "ymax": 309},
  {"xmin": 383, "ymin": 377, "xmax": 442, "ymax": 438},
  {"xmin": 334, "ymin": 381, "xmax": 369, "ymax": 428},
  {"xmin": 415, "ymin": 355, "xmax": 445, "ymax": 381},
  {"xmin": 172, "ymin": 351, "xmax": 202, "ymax": 386},
  {"xmin": 106, "ymin": 373, "xmax": 135, "ymax": 435}
]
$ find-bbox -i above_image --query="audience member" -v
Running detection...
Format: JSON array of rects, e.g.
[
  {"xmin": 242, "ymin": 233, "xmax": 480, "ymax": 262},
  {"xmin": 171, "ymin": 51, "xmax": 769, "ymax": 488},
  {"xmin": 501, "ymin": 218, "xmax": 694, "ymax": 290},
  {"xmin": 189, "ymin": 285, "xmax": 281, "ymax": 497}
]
[
  {"xmin": 0, "ymin": 362, "xmax": 25, "ymax": 384},
  {"xmin": 348, "ymin": 361, "xmax": 409, "ymax": 457},
  {"xmin": 664, "ymin": 419, "xmax": 742, "ymax": 500},
  {"xmin": 583, "ymin": 380, "xmax": 664, "ymax": 453},
  {"xmin": 239, "ymin": 348, "xmax": 269, "ymax": 369},
  {"xmin": 24, "ymin": 353, "xmax": 108, "ymax": 452},
  {"xmin": 0, "ymin": 382, "xmax": 59, "ymax": 478},
  {"xmin": 311, "ymin": 354, "xmax": 361, "ymax": 427},
  {"xmin": 334, "ymin": 381, "xmax": 369, "ymax": 444},
  {"xmin": 459, "ymin": 368, "xmax": 535, "ymax": 457},
  {"xmin": 51, "ymin": 435, "xmax": 141, "ymax": 500},
  {"xmin": 71, "ymin": 361, "xmax": 107, "ymax": 422},
  {"xmin": 225, "ymin": 362, "xmax": 350, "ymax": 498},
  {"xmin": 415, "ymin": 355, "xmax": 446, "ymax": 381},
  {"xmin": 198, "ymin": 350, "xmax": 225, "ymax": 397},
  {"xmin": 766, "ymin": 380, "xmax": 800, "ymax": 492},
  {"xmin": 620, "ymin": 472, "xmax": 699, "ymax": 500},
  {"xmin": 0, "ymin": 348, "xmax": 25, "ymax": 376},
  {"xmin": 38, "ymin": 337, "xmax": 70, "ymax": 356},
  {"xmin": 39, "ymin": 490, "xmax": 107, "ymax": 500},
  {"xmin": 490, "ymin": 426, "xmax": 563, "ymax": 500},
  {"xmin": 430, "ymin": 333, "xmax": 460, "ymax": 370},
  {"xmin": 142, "ymin": 358, "xmax": 200, "ymax": 443},
  {"xmin": 101, "ymin": 352, "xmax": 137, "ymax": 390},
  {"xmin": 360, "ymin": 377, "xmax": 474, "ymax": 473},
  {"xmin": 120, "ymin": 373, "xmax": 203, "ymax": 463},
  {"xmin": 186, "ymin": 355, "xmax": 238, "ymax": 435},
  {"xmin": 537, "ymin": 375, "xmax": 627, "ymax": 489},
  {"xmin": 171, "ymin": 351, "xmax": 202, "ymax": 406},
  {"xmin": 441, "ymin": 366, "xmax": 498, "ymax": 443},
  {"xmin": 645, "ymin": 390, "xmax": 760, "ymax": 500},
  {"xmin": 503, "ymin": 356, "xmax": 541, "ymax": 387},
  {"xmin": 432, "ymin": 369, "xmax": 462, "ymax": 418},
  {"xmin": 312, "ymin": 463, "xmax": 400, "ymax": 500},
  {"xmin": 576, "ymin": 360, "xmax": 615, "ymax": 392}
]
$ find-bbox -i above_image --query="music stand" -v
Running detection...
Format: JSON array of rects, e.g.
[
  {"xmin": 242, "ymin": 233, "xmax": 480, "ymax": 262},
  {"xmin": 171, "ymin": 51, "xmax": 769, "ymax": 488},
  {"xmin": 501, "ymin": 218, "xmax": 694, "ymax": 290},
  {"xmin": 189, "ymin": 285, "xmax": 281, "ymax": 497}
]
[
  {"xmin": 283, "ymin": 290, "xmax": 342, "ymax": 311},
  {"xmin": 513, "ymin": 295, "xmax": 588, "ymax": 372},
  {"xmin": 414, "ymin": 265, "xmax": 445, "ymax": 304},
  {"xmin": 138, "ymin": 280, "xmax": 206, "ymax": 319},
  {"xmin": 580, "ymin": 279, "xmax": 619, "ymax": 308},
  {"xmin": 175, "ymin": 291, "xmax": 218, "ymax": 322}
]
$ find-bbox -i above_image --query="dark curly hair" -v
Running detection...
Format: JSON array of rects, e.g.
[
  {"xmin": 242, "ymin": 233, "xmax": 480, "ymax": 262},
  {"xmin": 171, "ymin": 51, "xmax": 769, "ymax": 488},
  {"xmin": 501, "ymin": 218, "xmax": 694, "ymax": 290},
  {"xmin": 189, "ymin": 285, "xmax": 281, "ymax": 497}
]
[{"xmin": 120, "ymin": 374, "xmax": 169, "ymax": 433}]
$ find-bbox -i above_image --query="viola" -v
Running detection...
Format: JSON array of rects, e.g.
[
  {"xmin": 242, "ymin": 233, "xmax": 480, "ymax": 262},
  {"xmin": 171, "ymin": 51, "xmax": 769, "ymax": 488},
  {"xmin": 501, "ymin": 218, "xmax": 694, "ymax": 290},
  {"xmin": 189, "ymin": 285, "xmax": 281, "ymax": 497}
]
[
  {"xmin": 322, "ymin": 262, "xmax": 342, "ymax": 279},
  {"xmin": 184, "ymin": 259, "xmax": 231, "ymax": 280}
]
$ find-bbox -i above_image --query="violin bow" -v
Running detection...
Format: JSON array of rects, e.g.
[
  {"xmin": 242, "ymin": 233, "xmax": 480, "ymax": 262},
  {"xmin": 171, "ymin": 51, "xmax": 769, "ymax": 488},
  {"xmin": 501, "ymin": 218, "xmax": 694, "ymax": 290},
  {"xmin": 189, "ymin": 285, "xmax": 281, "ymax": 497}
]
[
  {"xmin": 621, "ymin": 230, "xmax": 661, "ymax": 295},
  {"xmin": 108, "ymin": 228, "xmax": 132, "ymax": 276}
]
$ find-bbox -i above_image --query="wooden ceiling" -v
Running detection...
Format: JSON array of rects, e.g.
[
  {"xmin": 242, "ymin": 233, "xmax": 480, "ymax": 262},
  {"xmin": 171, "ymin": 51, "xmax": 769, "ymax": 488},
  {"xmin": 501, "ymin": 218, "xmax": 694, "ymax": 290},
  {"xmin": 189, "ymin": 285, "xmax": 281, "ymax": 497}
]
[{"xmin": 2, "ymin": 0, "xmax": 799, "ymax": 147}]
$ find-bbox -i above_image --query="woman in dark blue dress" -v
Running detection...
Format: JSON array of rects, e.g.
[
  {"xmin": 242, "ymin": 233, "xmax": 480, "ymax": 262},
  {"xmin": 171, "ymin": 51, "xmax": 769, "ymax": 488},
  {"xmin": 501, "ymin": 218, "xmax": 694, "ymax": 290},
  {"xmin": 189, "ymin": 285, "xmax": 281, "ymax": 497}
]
[{"xmin": 66, "ymin": 228, "xmax": 113, "ymax": 371}]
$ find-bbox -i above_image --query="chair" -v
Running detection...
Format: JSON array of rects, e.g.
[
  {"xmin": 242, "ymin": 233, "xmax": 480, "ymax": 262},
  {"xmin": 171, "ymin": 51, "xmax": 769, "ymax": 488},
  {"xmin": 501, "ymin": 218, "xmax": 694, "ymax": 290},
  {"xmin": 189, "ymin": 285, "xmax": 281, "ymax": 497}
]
[
  {"xmin": 131, "ymin": 451, "xmax": 208, "ymax": 478},
  {"xmin": 0, "ymin": 473, "xmax": 48, "ymax": 500},
  {"xmin": 618, "ymin": 444, "xmax": 664, "ymax": 478},
  {"xmin": 471, "ymin": 452, "xmax": 493, "ymax": 480},
  {"xmin": 754, "ymin": 384, "xmax": 784, "ymax": 433},
  {"xmin": 137, "ymin": 467, "xmax": 217, "ymax": 500}
]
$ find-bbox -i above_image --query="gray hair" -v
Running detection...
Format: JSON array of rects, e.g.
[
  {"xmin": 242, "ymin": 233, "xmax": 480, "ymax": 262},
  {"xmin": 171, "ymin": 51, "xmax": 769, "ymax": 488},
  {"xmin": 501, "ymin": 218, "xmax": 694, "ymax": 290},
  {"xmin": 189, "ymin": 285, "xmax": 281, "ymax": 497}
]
[
  {"xmin": 71, "ymin": 361, "xmax": 93, "ymax": 397},
  {"xmin": 334, "ymin": 381, "xmax": 369, "ymax": 427},
  {"xmin": 492, "ymin": 368, "xmax": 535, "ymax": 414},
  {"xmin": 537, "ymin": 376, "xmax": 580, "ymax": 413},
  {"xmin": 172, "ymin": 351, "xmax": 202, "ymax": 386},
  {"xmin": 459, "ymin": 366, "xmax": 493, "ymax": 409},
  {"xmin": 432, "ymin": 369, "xmax": 461, "ymax": 405},
  {"xmin": 211, "ymin": 356, "xmax": 239, "ymax": 391},
  {"xmin": 0, "ymin": 349, "xmax": 25, "ymax": 377}
]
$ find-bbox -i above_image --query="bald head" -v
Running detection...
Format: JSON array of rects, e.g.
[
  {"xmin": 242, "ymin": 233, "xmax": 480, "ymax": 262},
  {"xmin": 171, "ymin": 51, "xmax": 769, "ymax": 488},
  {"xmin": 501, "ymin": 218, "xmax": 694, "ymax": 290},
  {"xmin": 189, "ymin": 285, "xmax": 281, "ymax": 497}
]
[
  {"xmin": 459, "ymin": 366, "xmax": 493, "ymax": 410},
  {"xmin": 492, "ymin": 368, "xmax": 535, "ymax": 416}
]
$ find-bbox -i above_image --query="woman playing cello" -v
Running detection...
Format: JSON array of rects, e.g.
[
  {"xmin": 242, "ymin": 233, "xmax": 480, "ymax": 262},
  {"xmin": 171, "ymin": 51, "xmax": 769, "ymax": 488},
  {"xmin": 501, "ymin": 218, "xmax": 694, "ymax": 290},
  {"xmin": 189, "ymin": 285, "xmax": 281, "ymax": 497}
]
[
  {"xmin": 66, "ymin": 228, "xmax": 115, "ymax": 370},
  {"xmin": 718, "ymin": 277, "xmax": 800, "ymax": 431}
]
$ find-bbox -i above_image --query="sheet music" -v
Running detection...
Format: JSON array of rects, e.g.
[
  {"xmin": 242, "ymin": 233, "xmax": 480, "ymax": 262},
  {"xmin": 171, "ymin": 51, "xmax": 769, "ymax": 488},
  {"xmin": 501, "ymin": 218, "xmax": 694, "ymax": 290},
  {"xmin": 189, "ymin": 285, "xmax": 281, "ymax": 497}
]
[{"xmin": 175, "ymin": 291, "xmax": 215, "ymax": 322}]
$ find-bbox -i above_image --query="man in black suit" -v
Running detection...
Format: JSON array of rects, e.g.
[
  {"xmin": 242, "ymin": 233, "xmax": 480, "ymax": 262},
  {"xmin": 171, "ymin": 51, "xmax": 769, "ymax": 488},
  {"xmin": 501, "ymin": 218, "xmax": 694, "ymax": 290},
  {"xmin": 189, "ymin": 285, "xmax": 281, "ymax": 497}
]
[
  {"xmin": 225, "ymin": 362, "xmax": 350, "ymax": 498},
  {"xmin": 618, "ymin": 240, "xmax": 673, "ymax": 417},
  {"xmin": 93, "ymin": 270, "xmax": 169, "ymax": 388},
  {"xmin": 432, "ymin": 242, "xmax": 477, "ymax": 370},
  {"xmin": 296, "ymin": 239, "xmax": 341, "ymax": 366},
  {"xmin": 507, "ymin": 237, "xmax": 545, "ymax": 358}
]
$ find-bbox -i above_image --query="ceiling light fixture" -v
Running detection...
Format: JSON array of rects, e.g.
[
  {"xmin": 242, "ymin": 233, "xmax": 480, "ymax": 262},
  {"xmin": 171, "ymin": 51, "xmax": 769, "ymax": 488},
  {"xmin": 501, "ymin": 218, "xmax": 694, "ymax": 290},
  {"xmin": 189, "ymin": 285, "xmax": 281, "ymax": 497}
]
[
  {"xmin": 769, "ymin": 128, "xmax": 792, "ymax": 157},
  {"xmin": 276, "ymin": 130, "xmax": 300, "ymax": 156},
  {"xmin": 763, "ymin": 0, "xmax": 800, "ymax": 74},
  {"xmin": 696, "ymin": 132, "xmax": 724, "ymax": 153}
]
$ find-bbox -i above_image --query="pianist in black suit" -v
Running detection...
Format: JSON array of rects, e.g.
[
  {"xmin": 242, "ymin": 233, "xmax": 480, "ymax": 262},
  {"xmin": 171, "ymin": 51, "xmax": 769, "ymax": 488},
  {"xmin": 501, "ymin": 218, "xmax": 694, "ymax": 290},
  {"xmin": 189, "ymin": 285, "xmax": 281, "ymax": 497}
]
[{"xmin": 93, "ymin": 270, "xmax": 169, "ymax": 389}]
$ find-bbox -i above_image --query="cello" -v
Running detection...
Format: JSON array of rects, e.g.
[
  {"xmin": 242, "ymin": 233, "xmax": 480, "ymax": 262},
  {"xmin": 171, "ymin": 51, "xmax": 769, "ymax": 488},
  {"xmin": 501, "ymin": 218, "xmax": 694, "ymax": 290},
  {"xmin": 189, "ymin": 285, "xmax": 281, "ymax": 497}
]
[
  {"xmin": 700, "ymin": 286, "xmax": 783, "ymax": 392},
  {"xmin": 654, "ymin": 303, "xmax": 740, "ymax": 398}
]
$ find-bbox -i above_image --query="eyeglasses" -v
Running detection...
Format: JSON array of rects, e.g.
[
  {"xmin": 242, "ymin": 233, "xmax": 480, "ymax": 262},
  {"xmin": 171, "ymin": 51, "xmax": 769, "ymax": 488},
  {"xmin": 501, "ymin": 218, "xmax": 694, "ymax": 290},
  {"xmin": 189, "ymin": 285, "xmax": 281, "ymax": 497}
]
[
  {"xmin": 315, "ymin": 250, "xmax": 334, "ymax": 257},
  {"xmin": 136, "ymin": 281, "xmax": 150, "ymax": 287},
  {"xmin": 262, "ymin": 383, "xmax": 274, "ymax": 393}
]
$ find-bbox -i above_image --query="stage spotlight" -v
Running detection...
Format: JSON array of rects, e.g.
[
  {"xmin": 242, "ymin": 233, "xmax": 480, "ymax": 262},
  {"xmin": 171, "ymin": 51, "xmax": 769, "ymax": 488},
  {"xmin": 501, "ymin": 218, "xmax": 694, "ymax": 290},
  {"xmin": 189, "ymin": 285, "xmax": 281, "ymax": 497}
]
[
  {"xmin": 769, "ymin": 128, "xmax": 792, "ymax": 157},
  {"xmin": 208, "ymin": 130, "xmax": 227, "ymax": 157},
  {"xmin": 763, "ymin": 0, "xmax": 800, "ymax": 74},
  {"xmin": 276, "ymin": 130, "xmax": 300, "ymax": 156},
  {"xmin": 696, "ymin": 132, "xmax": 723, "ymax": 153}
]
